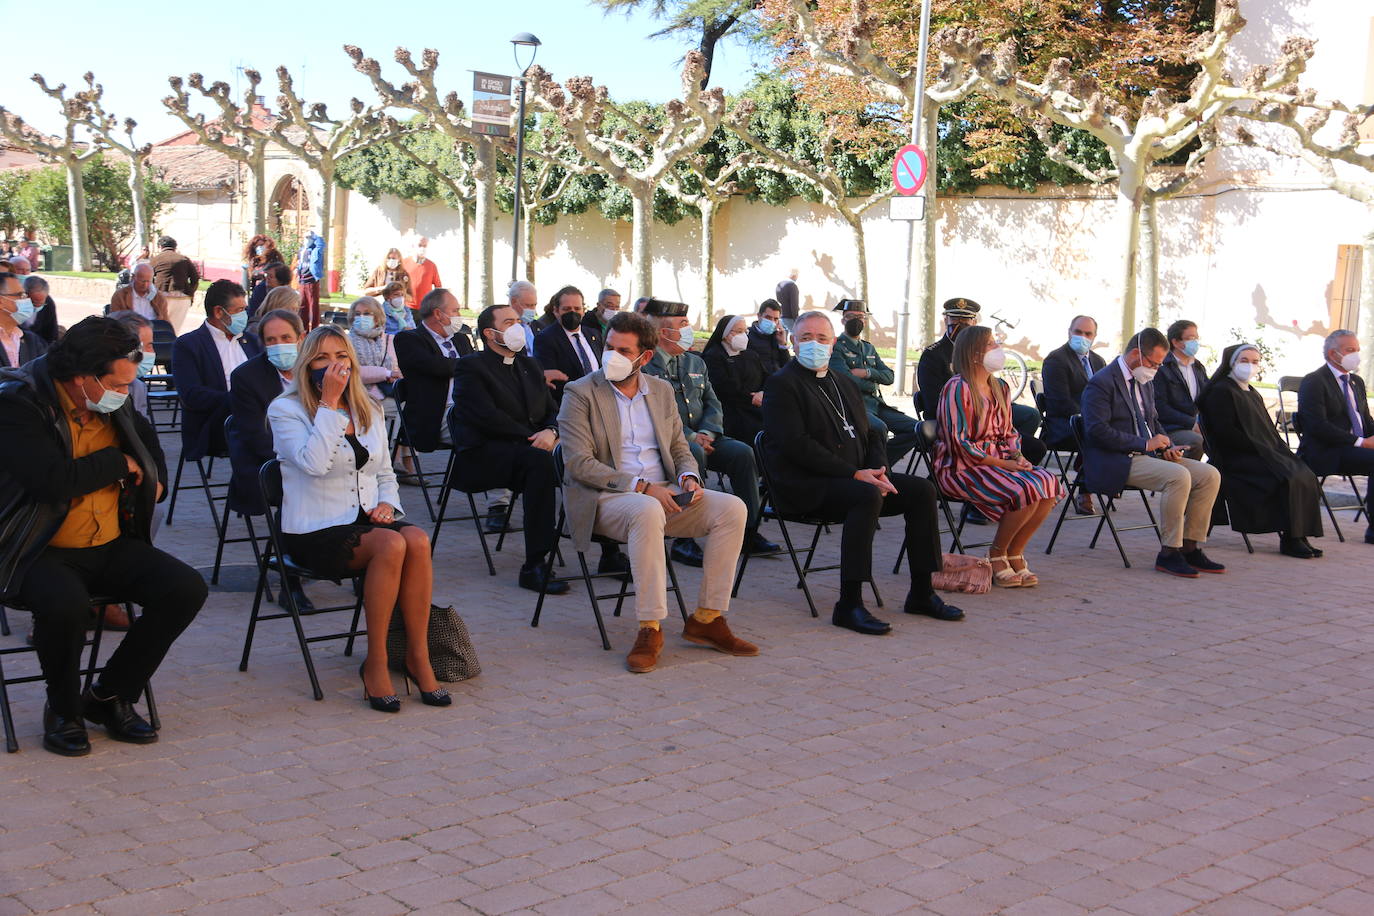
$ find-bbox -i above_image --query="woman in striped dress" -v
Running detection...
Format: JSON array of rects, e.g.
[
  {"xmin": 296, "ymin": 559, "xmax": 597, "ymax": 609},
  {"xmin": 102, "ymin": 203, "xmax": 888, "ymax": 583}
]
[{"xmin": 935, "ymin": 325, "xmax": 1063, "ymax": 587}]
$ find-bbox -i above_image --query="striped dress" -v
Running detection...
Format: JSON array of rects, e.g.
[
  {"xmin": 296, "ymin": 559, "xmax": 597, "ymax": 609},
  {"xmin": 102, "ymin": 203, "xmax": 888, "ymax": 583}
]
[{"xmin": 934, "ymin": 376, "xmax": 1063, "ymax": 520}]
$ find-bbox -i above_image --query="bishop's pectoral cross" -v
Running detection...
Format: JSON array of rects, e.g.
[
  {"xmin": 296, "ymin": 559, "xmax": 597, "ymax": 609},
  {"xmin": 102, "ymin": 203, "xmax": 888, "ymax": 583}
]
[{"xmin": 842, "ymin": 417, "xmax": 856, "ymax": 438}]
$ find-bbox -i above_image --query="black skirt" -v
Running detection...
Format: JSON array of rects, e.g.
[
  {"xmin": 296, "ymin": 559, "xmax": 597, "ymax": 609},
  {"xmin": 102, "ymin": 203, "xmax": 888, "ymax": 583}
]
[{"xmin": 283, "ymin": 509, "xmax": 413, "ymax": 580}]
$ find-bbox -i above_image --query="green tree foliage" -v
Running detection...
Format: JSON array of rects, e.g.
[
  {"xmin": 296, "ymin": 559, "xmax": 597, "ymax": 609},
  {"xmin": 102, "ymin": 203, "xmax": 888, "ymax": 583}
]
[
  {"xmin": 590, "ymin": 0, "xmax": 762, "ymax": 87},
  {"xmin": 16, "ymin": 155, "xmax": 172, "ymax": 270}
]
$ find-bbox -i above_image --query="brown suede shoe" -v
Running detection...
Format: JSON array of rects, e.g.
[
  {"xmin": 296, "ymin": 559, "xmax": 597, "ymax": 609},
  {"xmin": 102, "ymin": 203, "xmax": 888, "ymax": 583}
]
[
  {"xmin": 683, "ymin": 615, "xmax": 759, "ymax": 656},
  {"xmin": 94, "ymin": 604, "xmax": 131, "ymax": 631},
  {"xmin": 626, "ymin": 627, "xmax": 664, "ymax": 673}
]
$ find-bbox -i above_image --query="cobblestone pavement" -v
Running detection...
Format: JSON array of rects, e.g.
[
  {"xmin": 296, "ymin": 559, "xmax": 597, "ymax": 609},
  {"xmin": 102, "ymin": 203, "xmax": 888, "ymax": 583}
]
[{"xmin": 4, "ymin": 364, "xmax": 1374, "ymax": 913}]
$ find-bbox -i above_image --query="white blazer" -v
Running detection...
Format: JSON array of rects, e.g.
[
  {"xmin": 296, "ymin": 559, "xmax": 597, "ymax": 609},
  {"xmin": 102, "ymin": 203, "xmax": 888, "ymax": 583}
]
[{"xmin": 267, "ymin": 394, "xmax": 404, "ymax": 534}]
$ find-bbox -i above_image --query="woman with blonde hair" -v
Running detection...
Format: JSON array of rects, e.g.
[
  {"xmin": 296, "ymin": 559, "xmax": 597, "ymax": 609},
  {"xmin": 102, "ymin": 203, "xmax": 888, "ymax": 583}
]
[
  {"xmin": 267, "ymin": 325, "xmax": 448, "ymax": 712},
  {"xmin": 364, "ymin": 247, "xmax": 413, "ymax": 304},
  {"xmin": 348, "ymin": 296, "xmax": 401, "ymax": 420},
  {"xmin": 934, "ymin": 325, "xmax": 1063, "ymax": 586},
  {"xmin": 247, "ymin": 285, "xmax": 303, "ymax": 338}
]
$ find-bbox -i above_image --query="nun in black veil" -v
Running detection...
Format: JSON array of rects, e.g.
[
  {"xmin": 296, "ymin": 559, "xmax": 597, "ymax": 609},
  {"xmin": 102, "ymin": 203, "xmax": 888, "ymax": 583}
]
[{"xmin": 1197, "ymin": 342, "xmax": 1324, "ymax": 559}]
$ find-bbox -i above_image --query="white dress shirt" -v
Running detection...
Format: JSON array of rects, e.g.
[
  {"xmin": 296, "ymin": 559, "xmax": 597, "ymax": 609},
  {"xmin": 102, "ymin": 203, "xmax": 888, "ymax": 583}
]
[
  {"xmin": 424, "ymin": 321, "xmax": 459, "ymax": 410},
  {"xmin": 611, "ymin": 382, "xmax": 669, "ymax": 484},
  {"xmin": 0, "ymin": 323, "xmax": 21, "ymax": 368},
  {"xmin": 1117, "ymin": 356, "xmax": 1153, "ymax": 436},
  {"xmin": 130, "ymin": 288, "xmax": 156, "ymax": 319},
  {"xmin": 206, "ymin": 320, "xmax": 248, "ymax": 388},
  {"xmin": 1328, "ymin": 361, "xmax": 1366, "ymax": 446},
  {"xmin": 1179, "ymin": 358, "xmax": 1198, "ymax": 400},
  {"xmin": 564, "ymin": 325, "xmax": 597, "ymax": 372}
]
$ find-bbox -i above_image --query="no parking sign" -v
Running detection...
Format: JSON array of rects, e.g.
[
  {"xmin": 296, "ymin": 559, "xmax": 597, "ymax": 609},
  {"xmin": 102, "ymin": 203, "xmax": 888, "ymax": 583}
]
[{"xmin": 892, "ymin": 143, "xmax": 928, "ymax": 196}]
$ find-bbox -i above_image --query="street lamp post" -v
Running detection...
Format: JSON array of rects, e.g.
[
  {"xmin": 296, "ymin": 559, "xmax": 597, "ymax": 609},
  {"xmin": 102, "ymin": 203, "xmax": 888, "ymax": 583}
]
[{"xmin": 510, "ymin": 31, "xmax": 542, "ymax": 283}]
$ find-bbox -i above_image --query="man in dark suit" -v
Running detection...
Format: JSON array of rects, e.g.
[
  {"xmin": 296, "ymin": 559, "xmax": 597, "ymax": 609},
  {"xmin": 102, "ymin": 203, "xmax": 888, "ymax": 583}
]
[
  {"xmin": 1080, "ymin": 327, "xmax": 1222, "ymax": 578},
  {"xmin": 1041, "ymin": 314, "xmax": 1106, "ymax": 513},
  {"xmin": 533, "ymin": 285, "xmax": 602, "ymax": 403},
  {"xmin": 171, "ymin": 279, "xmax": 261, "ymax": 464},
  {"xmin": 1155, "ymin": 319, "xmax": 1208, "ymax": 459},
  {"xmin": 0, "ymin": 271, "xmax": 48, "ymax": 367},
  {"xmin": 746, "ymin": 299, "xmax": 789, "ymax": 376},
  {"xmin": 1296, "ymin": 329, "xmax": 1374, "ymax": 543},
  {"xmin": 761, "ymin": 310, "xmax": 962, "ymax": 636},
  {"xmin": 227, "ymin": 308, "xmax": 311, "ymax": 611},
  {"xmin": 449, "ymin": 304, "xmax": 568, "ymax": 594},
  {"xmin": 393, "ymin": 288, "xmax": 474, "ymax": 453}
]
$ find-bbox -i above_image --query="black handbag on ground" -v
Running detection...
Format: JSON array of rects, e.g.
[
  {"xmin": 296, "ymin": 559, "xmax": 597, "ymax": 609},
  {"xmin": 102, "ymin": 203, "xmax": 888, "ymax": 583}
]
[{"xmin": 386, "ymin": 604, "xmax": 480, "ymax": 683}]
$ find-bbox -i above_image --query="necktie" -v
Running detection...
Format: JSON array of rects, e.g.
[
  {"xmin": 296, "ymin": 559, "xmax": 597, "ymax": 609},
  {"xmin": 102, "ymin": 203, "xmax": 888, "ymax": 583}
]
[
  {"xmin": 1340, "ymin": 374, "xmax": 1363, "ymax": 436},
  {"xmin": 572, "ymin": 333, "xmax": 594, "ymax": 375},
  {"xmin": 441, "ymin": 337, "xmax": 458, "ymax": 359},
  {"xmin": 1080, "ymin": 355, "xmax": 1091, "ymax": 378},
  {"xmin": 1129, "ymin": 378, "xmax": 1150, "ymax": 439}
]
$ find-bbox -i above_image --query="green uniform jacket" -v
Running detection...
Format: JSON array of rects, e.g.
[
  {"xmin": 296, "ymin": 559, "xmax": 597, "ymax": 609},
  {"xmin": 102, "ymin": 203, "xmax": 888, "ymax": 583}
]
[
  {"xmin": 645, "ymin": 349, "xmax": 725, "ymax": 439},
  {"xmin": 829, "ymin": 334, "xmax": 894, "ymax": 412}
]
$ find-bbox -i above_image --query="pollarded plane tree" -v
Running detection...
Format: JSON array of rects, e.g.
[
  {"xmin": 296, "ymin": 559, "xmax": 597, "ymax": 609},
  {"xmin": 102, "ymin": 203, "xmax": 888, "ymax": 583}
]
[
  {"xmin": 269, "ymin": 64, "xmax": 409, "ymax": 291},
  {"xmin": 346, "ymin": 44, "xmax": 510, "ymax": 306},
  {"xmin": 0, "ymin": 79, "xmax": 106, "ymax": 271},
  {"xmin": 380, "ymin": 134, "xmax": 479, "ymax": 303},
  {"xmin": 933, "ymin": 0, "xmax": 1313, "ymax": 339},
  {"xmin": 658, "ymin": 147, "xmax": 755, "ymax": 325},
  {"xmin": 68, "ymin": 72, "xmax": 157, "ymax": 256},
  {"xmin": 163, "ymin": 69, "xmax": 274, "ymax": 237},
  {"xmin": 527, "ymin": 50, "xmax": 726, "ymax": 299}
]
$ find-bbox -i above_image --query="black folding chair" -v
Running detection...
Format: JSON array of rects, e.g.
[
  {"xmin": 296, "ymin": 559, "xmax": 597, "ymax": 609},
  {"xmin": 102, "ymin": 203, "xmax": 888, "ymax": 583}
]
[
  {"xmin": 431, "ymin": 446, "xmax": 522, "ymax": 576},
  {"xmin": 239, "ymin": 460, "xmax": 366, "ymax": 701},
  {"xmin": 0, "ymin": 597, "xmax": 159, "ymax": 753},
  {"xmin": 213, "ymin": 417, "xmax": 269, "ymax": 586},
  {"xmin": 1044, "ymin": 414, "xmax": 1162, "ymax": 567},
  {"xmin": 1293, "ymin": 415, "xmax": 1366, "ymax": 542},
  {"xmin": 530, "ymin": 446, "xmax": 687, "ymax": 649},
  {"xmin": 891, "ymin": 419, "xmax": 991, "ymax": 573},
  {"xmin": 733, "ymin": 432, "xmax": 881, "ymax": 618},
  {"xmin": 1034, "ymin": 387, "xmax": 1077, "ymax": 488},
  {"xmin": 165, "ymin": 447, "xmax": 230, "ymax": 529},
  {"xmin": 1274, "ymin": 375, "xmax": 1302, "ymax": 446},
  {"xmin": 391, "ymin": 381, "xmax": 451, "ymax": 523}
]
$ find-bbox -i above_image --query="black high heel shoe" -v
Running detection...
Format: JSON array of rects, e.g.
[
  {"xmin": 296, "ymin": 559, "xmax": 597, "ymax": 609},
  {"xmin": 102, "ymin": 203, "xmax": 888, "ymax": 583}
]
[
  {"xmin": 359, "ymin": 664, "xmax": 401, "ymax": 713},
  {"xmin": 404, "ymin": 665, "xmax": 452, "ymax": 707}
]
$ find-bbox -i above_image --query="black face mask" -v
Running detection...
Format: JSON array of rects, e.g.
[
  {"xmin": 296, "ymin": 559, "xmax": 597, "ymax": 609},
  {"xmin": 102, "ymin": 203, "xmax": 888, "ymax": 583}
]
[
  {"xmin": 560, "ymin": 311, "xmax": 582, "ymax": 332},
  {"xmin": 309, "ymin": 366, "xmax": 328, "ymax": 390},
  {"xmin": 844, "ymin": 318, "xmax": 864, "ymax": 338}
]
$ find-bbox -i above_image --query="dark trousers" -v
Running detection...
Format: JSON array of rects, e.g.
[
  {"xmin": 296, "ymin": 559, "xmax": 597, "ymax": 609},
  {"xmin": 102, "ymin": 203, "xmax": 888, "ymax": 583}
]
[
  {"xmin": 17, "ymin": 537, "xmax": 207, "ymax": 717},
  {"xmin": 810, "ymin": 472, "xmax": 941, "ymax": 585},
  {"xmin": 1011, "ymin": 403, "xmax": 1048, "ymax": 465},
  {"xmin": 689, "ymin": 436, "xmax": 762, "ymax": 530},
  {"xmin": 870, "ymin": 405, "xmax": 919, "ymax": 467},
  {"xmin": 1329, "ymin": 446, "xmax": 1374, "ymax": 523},
  {"xmin": 453, "ymin": 441, "xmax": 558, "ymax": 562}
]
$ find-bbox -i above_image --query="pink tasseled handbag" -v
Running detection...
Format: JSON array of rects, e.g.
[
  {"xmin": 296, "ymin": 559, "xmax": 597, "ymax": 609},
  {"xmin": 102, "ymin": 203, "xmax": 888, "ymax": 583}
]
[{"xmin": 932, "ymin": 553, "xmax": 992, "ymax": 594}]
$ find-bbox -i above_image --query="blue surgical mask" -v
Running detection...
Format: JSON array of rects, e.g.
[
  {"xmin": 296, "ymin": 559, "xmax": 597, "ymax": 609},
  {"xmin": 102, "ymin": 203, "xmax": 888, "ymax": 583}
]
[
  {"xmin": 266, "ymin": 343, "xmax": 297, "ymax": 372},
  {"xmin": 675, "ymin": 325, "xmax": 694, "ymax": 348},
  {"xmin": 135, "ymin": 353, "xmax": 155, "ymax": 378},
  {"xmin": 223, "ymin": 308, "xmax": 248, "ymax": 337},
  {"xmin": 756, "ymin": 318, "xmax": 776, "ymax": 336},
  {"xmin": 797, "ymin": 340, "xmax": 832, "ymax": 371},
  {"xmin": 309, "ymin": 366, "xmax": 328, "ymax": 390},
  {"xmin": 352, "ymin": 314, "xmax": 375, "ymax": 333},
  {"xmin": 1182, "ymin": 339, "xmax": 1200, "ymax": 358},
  {"xmin": 521, "ymin": 308, "xmax": 537, "ymax": 324},
  {"xmin": 1068, "ymin": 335, "xmax": 1091, "ymax": 355},
  {"xmin": 85, "ymin": 379, "xmax": 128, "ymax": 414},
  {"xmin": 12, "ymin": 298, "xmax": 35, "ymax": 324}
]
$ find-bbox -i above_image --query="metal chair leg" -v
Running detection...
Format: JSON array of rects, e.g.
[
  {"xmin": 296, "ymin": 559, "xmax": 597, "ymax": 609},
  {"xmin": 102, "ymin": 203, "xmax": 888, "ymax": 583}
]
[
  {"xmin": 166, "ymin": 453, "xmax": 188, "ymax": 525},
  {"xmin": 775, "ymin": 518, "xmax": 819, "ymax": 618}
]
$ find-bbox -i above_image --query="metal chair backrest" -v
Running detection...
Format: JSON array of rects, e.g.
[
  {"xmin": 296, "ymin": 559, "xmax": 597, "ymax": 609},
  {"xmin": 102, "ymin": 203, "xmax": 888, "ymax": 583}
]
[
  {"xmin": 1276, "ymin": 375, "xmax": 1303, "ymax": 436},
  {"xmin": 1034, "ymin": 391, "xmax": 1047, "ymax": 416},
  {"xmin": 915, "ymin": 418, "xmax": 938, "ymax": 453},
  {"xmin": 1069, "ymin": 413, "xmax": 1087, "ymax": 451}
]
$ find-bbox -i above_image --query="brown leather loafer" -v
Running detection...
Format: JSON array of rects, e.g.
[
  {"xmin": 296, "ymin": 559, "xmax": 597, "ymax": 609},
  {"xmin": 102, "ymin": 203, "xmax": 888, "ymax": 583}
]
[
  {"xmin": 683, "ymin": 616, "xmax": 759, "ymax": 656},
  {"xmin": 626, "ymin": 626, "xmax": 664, "ymax": 673}
]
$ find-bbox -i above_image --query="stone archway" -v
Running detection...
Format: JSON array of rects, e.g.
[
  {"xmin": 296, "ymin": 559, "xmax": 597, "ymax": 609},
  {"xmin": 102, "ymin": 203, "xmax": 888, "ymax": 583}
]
[{"xmin": 270, "ymin": 174, "xmax": 310, "ymax": 247}]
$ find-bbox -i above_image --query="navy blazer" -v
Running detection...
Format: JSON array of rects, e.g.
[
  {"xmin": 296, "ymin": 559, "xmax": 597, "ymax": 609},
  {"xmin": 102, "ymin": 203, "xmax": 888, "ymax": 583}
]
[
  {"xmin": 1154, "ymin": 353, "xmax": 1207, "ymax": 432},
  {"xmin": 1296, "ymin": 365, "xmax": 1374, "ymax": 476},
  {"xmin": 1080, "ymin": 358, "xmax": 1162, "ymax": 496},
  {"xmin": 171, "ymin": 323, "xmax": 262, "ymax": 461},
  {"xmin": 227, "ymin": 353, "xmax": 288, "ymax": 515},
  {"xmin": 533, "ymin": 321, "xmax": 603, "ymax": 402},
  {"xmin": 1040, "ymin": 342, "xmax": 1106, "ymax": 447},
  {"xmin": 0, "ymin": 328, "xmax": 48, "ymax": 368}
]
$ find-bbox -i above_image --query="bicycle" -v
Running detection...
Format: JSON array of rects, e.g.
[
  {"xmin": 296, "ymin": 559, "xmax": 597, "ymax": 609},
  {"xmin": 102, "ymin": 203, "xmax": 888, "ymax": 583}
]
[{"xmin": 989, "ymin": 311, "xmax": 1031, "ymax": 400}]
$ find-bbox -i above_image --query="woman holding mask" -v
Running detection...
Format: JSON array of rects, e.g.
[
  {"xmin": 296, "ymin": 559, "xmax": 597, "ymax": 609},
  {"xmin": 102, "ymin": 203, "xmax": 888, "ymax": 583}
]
[
  {"xmin": 702, "ymin": 314, "xmax": 766, "ymax": 446},
  {"xmin": 268, "ymin": 325, "xmax": 447, "ymax": 711},
  {"xmin": 1197, "ymin": 344, "xmax": 1324, "ymax": 558},
  {"xmin": 934, "ymin": 325, "xmax": 1063, "ymax": 587},
  {"xmin": 364, "ymin": 248, "xmax": 414, "ymax": 306}
]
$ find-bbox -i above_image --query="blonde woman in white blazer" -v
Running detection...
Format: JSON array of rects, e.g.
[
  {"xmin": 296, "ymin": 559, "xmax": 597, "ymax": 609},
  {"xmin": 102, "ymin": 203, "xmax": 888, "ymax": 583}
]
[{"xmin": 268, "ymin": 325, "xmax": 449, "ymax": 713}]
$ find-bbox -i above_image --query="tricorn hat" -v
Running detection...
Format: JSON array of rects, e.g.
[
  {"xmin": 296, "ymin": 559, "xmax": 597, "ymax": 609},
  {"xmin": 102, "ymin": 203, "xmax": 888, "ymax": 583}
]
[
  {"xmin": 834, "ymin": 299, "xmax": 866, "ymax": 313},
  {"xmin": 641, "ymin": 298, "xmax": 689, "ymax": 318}
]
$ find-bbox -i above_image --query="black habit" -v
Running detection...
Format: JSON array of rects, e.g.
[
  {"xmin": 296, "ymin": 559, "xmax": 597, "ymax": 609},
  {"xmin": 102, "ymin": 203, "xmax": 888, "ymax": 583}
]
[{"xmin": 1198, "ymin": 377, "xmax": 1322, "ymax": 538}]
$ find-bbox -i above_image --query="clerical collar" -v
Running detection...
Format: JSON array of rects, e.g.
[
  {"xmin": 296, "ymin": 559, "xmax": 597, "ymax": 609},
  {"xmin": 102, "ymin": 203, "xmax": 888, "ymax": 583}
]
[
  {"xmin": 814, "ymin": 368, "xmax": 828, "ymax": 379},
  {"xmin": 502, "ymin": 355, "xmax": 514, "ymax": 366}
]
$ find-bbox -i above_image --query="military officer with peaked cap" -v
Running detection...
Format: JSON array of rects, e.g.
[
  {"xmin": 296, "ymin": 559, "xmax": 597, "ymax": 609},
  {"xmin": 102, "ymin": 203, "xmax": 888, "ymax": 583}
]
[{"xmin": 829, "ymin": 299, "xmax": 917, "ymax": 467}]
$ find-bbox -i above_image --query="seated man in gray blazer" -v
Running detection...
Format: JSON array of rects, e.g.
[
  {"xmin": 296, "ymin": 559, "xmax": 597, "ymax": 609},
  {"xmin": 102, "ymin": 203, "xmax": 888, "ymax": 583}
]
[{"xmin": 558, "ymin": 310, "xmax": 758, "ymax": 674}]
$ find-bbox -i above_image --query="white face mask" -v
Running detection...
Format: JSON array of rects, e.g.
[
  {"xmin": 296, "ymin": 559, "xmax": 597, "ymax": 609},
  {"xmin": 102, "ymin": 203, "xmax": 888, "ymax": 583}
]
[
  {"xmin": 385, "ymin": 257, "xmax": 399, "ymax": 269},
  {"xmin": 982, "ymin": 347, "xmax": 1007, "ymax": 372},
  {"xmin": 388, "ymin": 297, "xmax": 407, "ymax": 312},
  {"xmin": 727, "ymin": 332, "xmax": 749, "ymax": 353},
  {"xmin": 499, "ymin": 323, "xmax": 526, "ymax": 352},
  {"xmin": 600, "ymin": 307, "xmax": 617, "ymax": 322},
  {"xmin": 601, "ymin": 349, "xmax": 638, "ymax": 383},
  {"xmin": 1231, "ymin": 362, "xmax": 1256, "ymax": 383},
  {"xmin": 447, "ymin": 317, "xmax": 463, "ymax": 336},
  {"xmin": 1339, "ymin": 351, "xmax": 1361, "ymax": 373},
  {"xmin": 1131, "ymin": 364, "xmax": 1158, "ymax": 386}
]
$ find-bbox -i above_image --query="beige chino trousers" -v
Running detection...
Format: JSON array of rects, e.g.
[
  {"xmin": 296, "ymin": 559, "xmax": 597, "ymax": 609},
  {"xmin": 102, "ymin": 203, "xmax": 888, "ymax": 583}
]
[{"xmin": 1124, "ymin": 455, "xmax": 1220, "ymax": 548}]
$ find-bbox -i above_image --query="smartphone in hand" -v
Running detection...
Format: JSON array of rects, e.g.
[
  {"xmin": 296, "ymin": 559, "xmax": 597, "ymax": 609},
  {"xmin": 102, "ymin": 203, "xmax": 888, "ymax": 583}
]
[{"xmin": 672, "ymin": 491, "xmax": 695, "ymax": 508}]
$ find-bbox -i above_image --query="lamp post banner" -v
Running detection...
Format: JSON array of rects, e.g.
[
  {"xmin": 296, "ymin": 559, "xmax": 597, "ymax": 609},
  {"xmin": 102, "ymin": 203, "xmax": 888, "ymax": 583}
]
[{"xmin": 473, "ymin": 71, "xmax": 513, "ymax": 137}]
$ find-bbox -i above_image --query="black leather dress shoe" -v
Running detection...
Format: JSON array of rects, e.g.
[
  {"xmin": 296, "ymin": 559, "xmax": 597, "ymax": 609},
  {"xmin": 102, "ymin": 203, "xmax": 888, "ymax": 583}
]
[
  {"xmin": 82, "ymin": 689, "xmax": 157, "ymax": 744},
  {"xmin": 832, "ymin": 603, "xmax": 891, "ymax": 635},
  {"xmin": 1299, "ymin": 538, "xmax": 1324, "ymax": 558},
  {"xmin": 279, "ymin": 584, "xmax": 315, "ymax": 612},
  {"xmin": 961, "ymin": 504, "xmax": 990, "ymax": 526},
  {"xmin": 1364, "ymin": 526, "xmax": 1374, "ymax": 545},
  {"xmin": 597, "ymin": 549, "xmax": 632, "ymax": 582},
  {"xmin": 1279, "ymin": 536, "xmax": 1316, "ymax": 559},
  {"xmin": 746, "ymin": 531, "xmax": 780, "ymax": 555},
  {"xmin": 43, "ymin": 704, "xmax": 90, "ymax": 757},
  {"xmin": 671, "ymin": 538, "xmax": 705, "ymax": 568},
  {"xmin": 904, "ymin": 592, "xmax": 965, "ymax": 621},
  {"xmin": 485, "ymin": 505, "xmax": 509, "ymax": 533},
  {"xmin": 519, "ymin": 564, "xmax": 569, "ymax": 595}
]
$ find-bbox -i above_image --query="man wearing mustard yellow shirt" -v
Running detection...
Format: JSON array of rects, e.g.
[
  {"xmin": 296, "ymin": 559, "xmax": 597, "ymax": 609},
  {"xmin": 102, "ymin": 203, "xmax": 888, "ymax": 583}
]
[{"xmin": 0, "ymin": 318, "xmax": 207, "ymax": 756}]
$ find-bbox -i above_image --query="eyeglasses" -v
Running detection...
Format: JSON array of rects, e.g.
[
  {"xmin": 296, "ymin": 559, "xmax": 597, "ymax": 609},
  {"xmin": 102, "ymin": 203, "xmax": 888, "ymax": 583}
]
[{"xmin": 127, "ymin": 348, "xmax": 146, "ymax": 364}]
